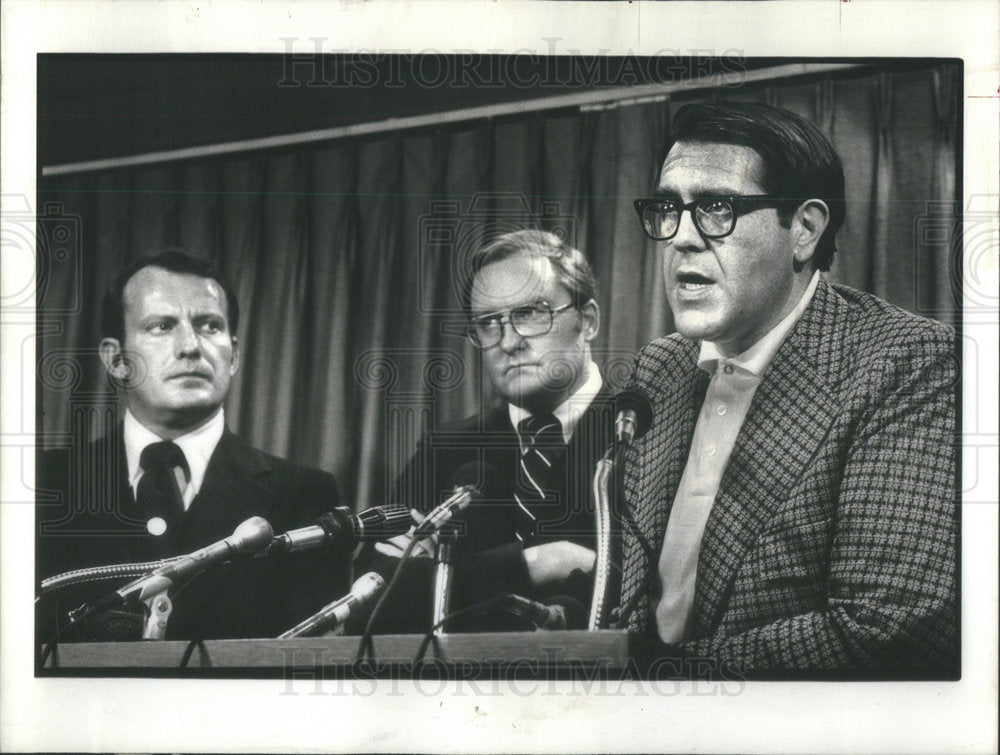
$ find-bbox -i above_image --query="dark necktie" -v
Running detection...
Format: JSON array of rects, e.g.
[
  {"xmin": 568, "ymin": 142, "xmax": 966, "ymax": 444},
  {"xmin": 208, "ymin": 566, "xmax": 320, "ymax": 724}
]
[
  {"xmin": 514, "ymin": 413, "xmax": 564, "ymax": 543},
  {"xmin": 136, "ymin": 440, "xmax": 189, "ymax": 555}
]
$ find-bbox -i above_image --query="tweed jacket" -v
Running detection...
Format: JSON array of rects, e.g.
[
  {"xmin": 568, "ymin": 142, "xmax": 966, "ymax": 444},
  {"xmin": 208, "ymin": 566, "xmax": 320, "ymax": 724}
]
[
  {"xmin": 36, "ymin": 428, "xmax": 350, "ymax": 642},
  {"xmin": 620, "ymin": 279, "xmax": 958, "ymax": 674}
]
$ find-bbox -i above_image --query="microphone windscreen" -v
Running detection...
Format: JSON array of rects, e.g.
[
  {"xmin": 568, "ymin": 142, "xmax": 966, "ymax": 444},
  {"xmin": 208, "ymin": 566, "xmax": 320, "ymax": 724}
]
[
  {"xmin": 85, "ymin": 608, "xmax": 144, "ymax": 642},
  {"xmin": 230, "ymin": 516, "xmax": 274, "ymax": 553},
  {"xmin": 615, "ymin": 388, "xmax": 654, "ymax": 440},
  {"xmin": 350, "ymin": 571, "xmax": 386, "ymax": 602}
]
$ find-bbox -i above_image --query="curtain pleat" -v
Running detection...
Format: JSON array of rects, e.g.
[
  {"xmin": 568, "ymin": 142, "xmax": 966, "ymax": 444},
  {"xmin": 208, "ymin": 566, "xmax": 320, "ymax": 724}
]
[
  {"xmin": 37, "ymin": 63, "xmax": 960, "ymax": 511},
  {"xmin": 870, "ymin": 71, "xmax": 895, "ymax": 297},
  {"xmin": 929, "ymin": 64, "xmax": 960, "ymax": 316}
]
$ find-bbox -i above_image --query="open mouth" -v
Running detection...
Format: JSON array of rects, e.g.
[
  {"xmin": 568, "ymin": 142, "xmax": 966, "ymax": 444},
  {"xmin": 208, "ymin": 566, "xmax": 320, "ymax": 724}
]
[{"xmin": 676, "ymin": 271, "xmax": 715, "ymax": 291}]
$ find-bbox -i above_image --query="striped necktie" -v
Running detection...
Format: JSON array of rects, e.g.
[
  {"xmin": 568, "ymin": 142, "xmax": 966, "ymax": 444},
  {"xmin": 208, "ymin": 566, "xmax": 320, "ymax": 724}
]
[{"xmin": 514, "ymin": 413, "xmax": 564, "ymax": 543}]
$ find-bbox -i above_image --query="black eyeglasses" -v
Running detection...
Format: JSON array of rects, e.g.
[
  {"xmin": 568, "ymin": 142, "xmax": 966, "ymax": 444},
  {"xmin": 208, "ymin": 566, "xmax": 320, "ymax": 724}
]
[
  {"xmin": 467, "ymin": 301, "xmax": 575, "ymax": 349},
  {"xmin": 633, "ymin": 195, "xmax": 785, "ymax": 240}
]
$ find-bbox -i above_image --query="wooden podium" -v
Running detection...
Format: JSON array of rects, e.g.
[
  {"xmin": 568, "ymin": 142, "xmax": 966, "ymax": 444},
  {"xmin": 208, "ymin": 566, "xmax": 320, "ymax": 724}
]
[{"xmin": 40, "ymin": 630, "xmax": 682, "ymax": 678}]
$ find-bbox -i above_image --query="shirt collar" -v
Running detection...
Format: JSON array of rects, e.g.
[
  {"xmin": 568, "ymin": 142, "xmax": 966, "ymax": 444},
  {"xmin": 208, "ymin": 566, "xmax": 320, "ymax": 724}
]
[
  {"xmin": 509, "ymin": 360, "xmax": 604, "ymax": 444},
  {"xmin": 124, "ymin": 408, "xmax": 226, "ymax": 498},
  {"xmin": 698, "ymin": 271, "xmax": 820, "ymax": 378}
]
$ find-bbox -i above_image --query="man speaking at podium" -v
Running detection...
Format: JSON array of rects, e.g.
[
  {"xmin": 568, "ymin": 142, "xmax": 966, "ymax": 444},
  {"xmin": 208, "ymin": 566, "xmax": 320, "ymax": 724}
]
[
  {"xmin": 622, "ymin": 102, "xmax": 958, "ymax": 675},
  {"xmin": 368, "ymin": 230, "xmax": 614, "ymax": 632},
  {"xmin": 36, "ymin": 252, "xmax": 349, "ymax": 642}
]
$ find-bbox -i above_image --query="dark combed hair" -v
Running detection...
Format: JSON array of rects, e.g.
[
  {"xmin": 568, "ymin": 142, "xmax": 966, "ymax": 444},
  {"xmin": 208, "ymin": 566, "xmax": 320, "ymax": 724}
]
[
  {"xmin": 670, "ymin": 101, "xmax": 846, "ymax": 271},
  {"xmin": 100, "ymin": 251, "xmax": 240, "ymax": 343},
  {"xmin": 461, "ymin": 229, "xmax": 598, "ymax": 315}
]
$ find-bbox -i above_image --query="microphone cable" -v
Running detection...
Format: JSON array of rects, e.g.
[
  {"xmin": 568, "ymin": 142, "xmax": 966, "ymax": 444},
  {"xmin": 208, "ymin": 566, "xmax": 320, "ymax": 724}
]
[
  {"xmin": 38, "ymin": 601, "xmax": 101, "ymax": 669},
  {"xmin": 412, "ymin": 596, "xmax": 505, "ymax": 666},
  {"xmin": 355, "ymin": 528, "xmax": 427, "ymax": 663}
]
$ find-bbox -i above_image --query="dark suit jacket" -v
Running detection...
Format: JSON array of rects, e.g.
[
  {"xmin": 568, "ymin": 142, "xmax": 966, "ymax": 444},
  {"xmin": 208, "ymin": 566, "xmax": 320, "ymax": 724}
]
[
  {"xmin": 361, "ymin": 389, "xmax": 616, "ymax": 633},
  {"xmin": 620, "ymin": 279, "xmax": 958, "ymax": 675},
  {"xmin": 36, "ymin": 427, "xmax": 350, "ymax": 643}
]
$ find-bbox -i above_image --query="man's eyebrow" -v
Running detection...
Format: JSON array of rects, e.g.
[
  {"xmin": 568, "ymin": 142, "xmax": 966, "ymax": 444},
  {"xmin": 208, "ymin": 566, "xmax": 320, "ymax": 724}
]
[
  {"xmin": 138, "ymin": 312, "xmax": 178, "ymax": 323},
  {"xmin": 470, "ymin": 301, "xmax": 543, "ymax": 319},
  {"xmin": 192, "ymin": 311, "xmax": 226, "ymax": 321},
  {"xmin": 653, "ymin": 185, "xmax": 737, "ymax": 199}
]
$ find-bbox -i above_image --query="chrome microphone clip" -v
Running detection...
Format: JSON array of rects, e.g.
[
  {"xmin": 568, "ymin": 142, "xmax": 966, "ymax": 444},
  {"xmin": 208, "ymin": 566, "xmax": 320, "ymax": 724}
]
[{"xmin": 613, "ymin": 388, "xmax": 654, "ymax": 448}]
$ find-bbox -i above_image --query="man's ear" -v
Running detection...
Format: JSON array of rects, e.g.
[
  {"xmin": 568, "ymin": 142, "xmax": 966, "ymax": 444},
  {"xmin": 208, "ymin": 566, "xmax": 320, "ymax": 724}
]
[
  {"xmin": 229, "ymin": 336, "xmax": 241, "ymax": 376},
  {"xmin": 578, "ymin": 299, "xmax": 600, "ymax": 343},
  {"xmin": 792, "ymin": 199, "xmax": 830, "ymax": 266},
  {"xmin": 99, "ymin": 338, "xmax": 127, "ymax": 380}
]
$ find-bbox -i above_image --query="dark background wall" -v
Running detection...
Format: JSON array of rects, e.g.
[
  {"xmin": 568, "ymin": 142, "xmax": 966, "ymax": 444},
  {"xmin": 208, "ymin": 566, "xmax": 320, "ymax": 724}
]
[{"xmin": 36, "ymin": 56, "xmax": 961, "ymax": 511}]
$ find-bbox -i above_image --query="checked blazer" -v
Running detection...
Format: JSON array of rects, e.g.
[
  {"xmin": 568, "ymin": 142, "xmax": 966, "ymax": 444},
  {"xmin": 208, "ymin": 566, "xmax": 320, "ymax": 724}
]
[{"xmin": 620, "ymin": 279, "xmax": 958, "ymax": 674}]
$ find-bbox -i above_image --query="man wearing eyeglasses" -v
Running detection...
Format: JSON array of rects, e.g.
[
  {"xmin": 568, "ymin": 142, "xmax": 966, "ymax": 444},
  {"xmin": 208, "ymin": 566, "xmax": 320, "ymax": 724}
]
[
  {"xmin": 368, "ymin": 229, "xmax": 614, "ymax": 632},
  {"xmin": 621, "ymin": 102, "xmax": 957, "ymax": 675}
]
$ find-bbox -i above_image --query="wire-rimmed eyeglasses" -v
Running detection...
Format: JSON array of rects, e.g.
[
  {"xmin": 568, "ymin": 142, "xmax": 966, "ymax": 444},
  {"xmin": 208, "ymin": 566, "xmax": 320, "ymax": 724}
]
[
  {"xmin": 633, "ymin": 195, "xmax": 786, "ymax": 240},
  {"xmin": 466, "ymin": 301, "xmax": 575, "ymax": 349}
]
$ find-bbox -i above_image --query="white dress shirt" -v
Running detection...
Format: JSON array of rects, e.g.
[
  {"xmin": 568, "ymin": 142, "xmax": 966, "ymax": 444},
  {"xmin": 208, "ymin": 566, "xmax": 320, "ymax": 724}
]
[
  {"xmin": 509, "ymin": 360, "xmax": 604, "ymax": 445},
  {"xmin": 124, "ymin": 408, "xmax": 226, "ymax": 510}
]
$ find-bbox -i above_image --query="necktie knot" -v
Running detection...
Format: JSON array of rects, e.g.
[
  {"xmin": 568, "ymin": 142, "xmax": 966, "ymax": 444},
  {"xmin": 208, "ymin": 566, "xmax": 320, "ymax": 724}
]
[
  {"xmin": 517, "ymin": 413, "xmax": 562, "ymax": 453},
  {"xmin": 140, "ymin": 440, "xmax": 188, "ymax": 477}
]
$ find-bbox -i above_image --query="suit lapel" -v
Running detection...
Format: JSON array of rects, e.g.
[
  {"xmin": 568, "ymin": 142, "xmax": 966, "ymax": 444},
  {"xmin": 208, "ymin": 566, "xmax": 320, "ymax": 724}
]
[
  {"xmin": 621, "ymin": 340, "xmax": 707, "ymax": 623},
  {"xmin": 693, "ymin": 280, "xmax": 852, "ymax": 632},
  {"xmin": 637, "ymin": 372, "xmax": 707, "ymax": 555},
  {"xmin": 182, "ymin": 431, "xmax": 275, "ymax": 544},
  {"xmin": 172, "ymin": 432, "xmax": 276, "ymax": 618},
  {"xmin": 548, "ymin": 386, "xmax": 615, "ymax": 540},
  {"xmin": 566, "ymin": 386, "xmax": 615, "ymax": 463}
]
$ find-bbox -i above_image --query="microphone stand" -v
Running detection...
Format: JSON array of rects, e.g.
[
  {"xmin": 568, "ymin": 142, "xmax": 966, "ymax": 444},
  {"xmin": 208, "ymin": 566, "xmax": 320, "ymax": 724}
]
[
  {"xmin": 588, "ymin": 447, "xmax": 615, "ymax": 630},
  {"xmin": 66, "ymin": 570, "xmax": 175, "ymax": 640},
  {"xmin": 142, "ymin": 586, "xmax": 174, "ymax": 640},
  {"xmin": 431, "ymin": 526, "xmax": 458, "ymax": 635},
  {"xmin": 590, "ymin": 396, "xmax": 651, "ymax": 630}
]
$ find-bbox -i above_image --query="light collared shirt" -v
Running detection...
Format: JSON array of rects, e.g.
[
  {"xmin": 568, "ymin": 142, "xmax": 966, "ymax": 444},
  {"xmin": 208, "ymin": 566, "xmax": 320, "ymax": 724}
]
[
  {"xmin": 654, "ymin": 272, "xmax": 820, "ymax": 643},
  {"xmin": 124, "ymin": 407, "xmax": 226, "ymax": 510},
  {"xmin": 509, "ymin": 360, "xmax": 604, "ymax": 445}
]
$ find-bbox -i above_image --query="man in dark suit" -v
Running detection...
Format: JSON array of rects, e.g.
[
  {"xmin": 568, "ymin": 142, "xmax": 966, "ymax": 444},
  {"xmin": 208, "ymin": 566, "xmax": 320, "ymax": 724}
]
[
  {"xmin": 36, "ymin": 252, "xmax": 349, "ymax": 644},
  {"xmin": 622, "ymin": 102, "xmax": 958, "ymax": 675},
  {"xmin": 368, "ymin": 230, "xmax": 615, "ymax": 632}
]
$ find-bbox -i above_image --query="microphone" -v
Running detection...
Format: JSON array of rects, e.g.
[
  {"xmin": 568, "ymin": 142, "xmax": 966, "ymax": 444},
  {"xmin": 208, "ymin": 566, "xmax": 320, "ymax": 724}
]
[
  {"xmin": 357, "ymin": 463, "xmax": 501, "ymax": 642},
  {"xmin": 498, "ymin": 593, "xmax": 588, "ymax": 631},
  {"xmin": 614, "ymin": 388, "xmax": 654, "ymax": 447},
  {"xmin": 271, "ymin": 506, "xmax": 411, "ymax": 553},
  {"xmin": 99, "ymin": 517, "xmax": 273, "ymax": 607},
  {"xmin": 593, "ymin": 387, "xmax": 657, "ymax": 630},
  {"xmin": 278, "ymin": 572, "xmax": 385, "ymax": 639},
  {"xmin": 413, "ymin": 462, "xmax": 499, "ymax": 538}
]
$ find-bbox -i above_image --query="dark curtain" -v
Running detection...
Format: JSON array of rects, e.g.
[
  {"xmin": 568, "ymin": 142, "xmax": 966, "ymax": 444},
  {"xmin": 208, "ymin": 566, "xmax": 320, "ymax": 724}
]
[{"xmin": 37, "ymin": 62, "xmax": 961, "ymax": 511}]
